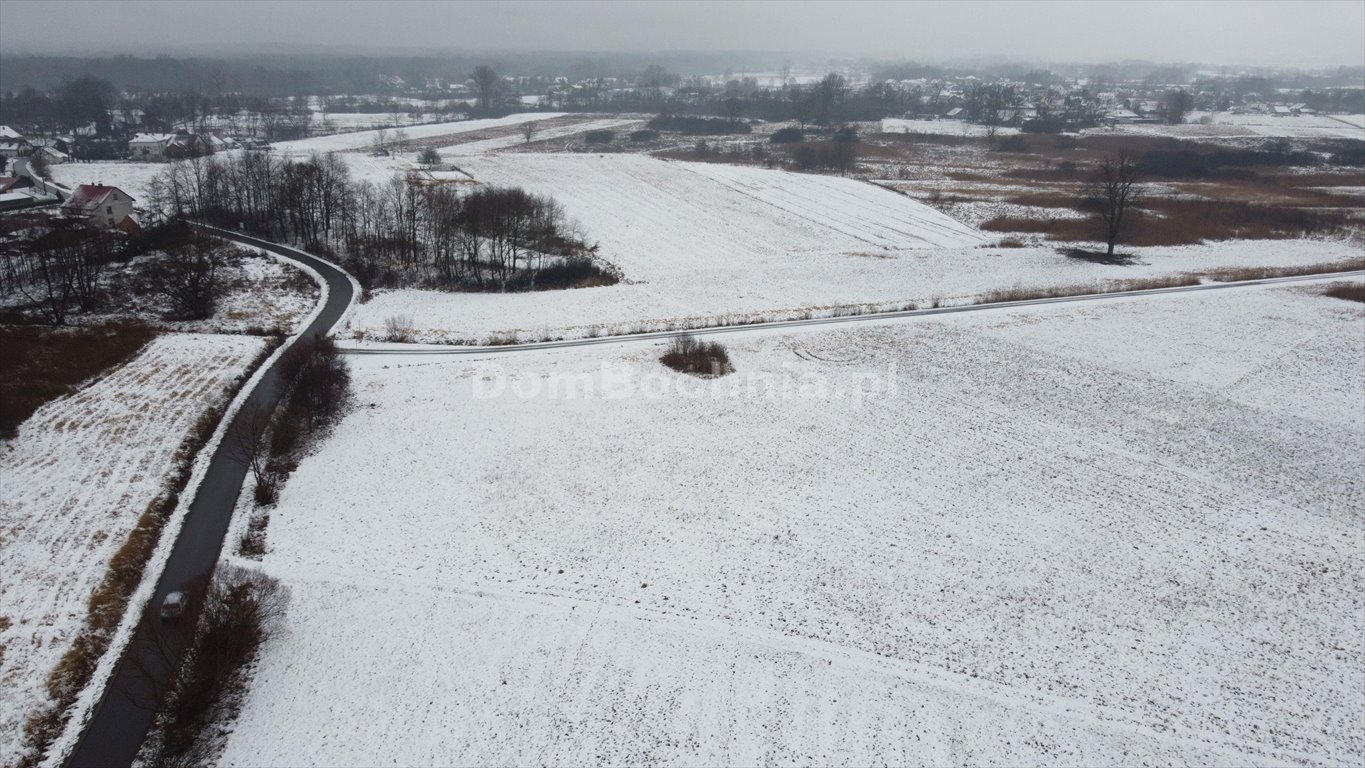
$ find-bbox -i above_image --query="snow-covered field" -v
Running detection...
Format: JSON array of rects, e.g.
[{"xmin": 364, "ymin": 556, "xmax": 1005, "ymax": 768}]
[
  {"xmin": 347, "ymin": 152, "xmax": 1362, "ymax": 342},
  {"xmin": 270, "ymin": 112, "xmax": 564, "ymax": 155},
  {"xmin": 880, "ymin": 118, "xmax": 1020, "ymax": 137},
  {"xmin": 49, "ymin": 161, "xmax": 163, "ymax": 202},
  {"xmin": 0, "ymin": 333, "xmax": 269, "ymax": 766},
  {"xmin": 221, "ymin": 283, "xmax": 1365, "ymax": 766},
  {"xmin": 310, "ymin": 112, "xmax": 449, "ymax": 131},
  {"xmin": 1089, "ymin": 112, "xmax": 1365, "ymax": 141},
  {"xmin": 438, "ymin": 116, "xmax": 641, "ymax": 155},
  {"xmin": 880, "ymin": 113, "xmax": 1365, "ymax": 141},
  {"xmin": 49, "ymin": 113, "xmax": 596, "ymax": 197}
]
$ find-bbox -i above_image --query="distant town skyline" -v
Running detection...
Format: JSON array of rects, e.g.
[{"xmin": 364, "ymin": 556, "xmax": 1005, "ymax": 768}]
[{"xmin": 1, "ymin": 0, "xmax": 1363, "ymax": 67}]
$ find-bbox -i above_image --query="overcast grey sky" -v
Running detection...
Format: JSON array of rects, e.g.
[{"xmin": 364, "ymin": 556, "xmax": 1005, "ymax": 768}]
[{"xmin": 1, "ymin": 0, "xmax": 1362, "ymax": 65}]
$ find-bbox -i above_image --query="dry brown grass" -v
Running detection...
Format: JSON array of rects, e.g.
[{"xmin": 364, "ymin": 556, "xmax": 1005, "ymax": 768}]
[
  {"xmin": 983, "ymin": 198, "xmax": 1353, "ymax": 246},
  {"xmin": 1276, "ymin": 172, "xmax": 1365, "ymax": 187},
  {"xmin": 864, "ymin": 129, "xmax": 1363, "ymax": 245},
  {"xmin": 977, "ymin": 275, "xmax": 1202, "ymax": 304},
  {"xmin": 971, "ymin": 260, "xmax": 1364, "ymax": 306},
  {"xmin": 1199, "ymin": 259, "xmax": 1365, "ymax": 282},
  {"xmin": 0, "ymin": 321, "xmax": 160, "ymax": 439},
  {"xmin": 1323, "ymin": 282, "xmax": 1365, "ymax": 302}
]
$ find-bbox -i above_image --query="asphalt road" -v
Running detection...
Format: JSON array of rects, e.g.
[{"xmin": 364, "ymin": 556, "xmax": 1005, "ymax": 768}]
[
  {"xmin": 343, "ymin": 269, "xmax": 1365, "ymax": 356},
  {"xmin": 63, "ymin": 226, "xmax": 354, "ymax": 768},
  {"xmin": 57, "ymin": 227, "xmax": 1359, "ymax": 765}
]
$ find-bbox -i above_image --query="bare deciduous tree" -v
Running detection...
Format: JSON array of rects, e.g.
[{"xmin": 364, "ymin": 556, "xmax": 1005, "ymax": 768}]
[
  {"xmin": 144, "ymin": 240, "xmax": 224, "ymax": 319},
  {"xmin": 1164, "ymin": 89, "xmax": 1194, "ymax": 125},
  {"xmin": 1084, "ymin": 152, "xmax": 1144, "ymax": 256},
  {"xmin": 27, "ymin": 152, "xmax": 51, "ymax": 180},
  {"xmin": 520, "ymin": 120, "xmax": 537, "ymax": 144},
  {"xmin": 17, "ymin": 246, "xmax": 77, "ymax": 325},
  {"xmin": 471, "ymin": 65, "xmax": 500, "ymax": 114},
  {"xmin": 228, "ymin": 404, "xmax": 276, "ymax": 504}
]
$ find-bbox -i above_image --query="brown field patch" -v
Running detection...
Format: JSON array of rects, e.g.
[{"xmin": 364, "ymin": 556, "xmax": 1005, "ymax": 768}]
[
  {"xmin": 982, "ymin": 198, "xmax": 1354, "ymax": 246},
  {"xmin": 0, "ymin": 322, "xmax": 160, "ymax": 439}
]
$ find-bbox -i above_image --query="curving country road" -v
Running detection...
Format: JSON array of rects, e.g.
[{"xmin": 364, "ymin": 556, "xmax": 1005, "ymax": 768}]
[
  {"xmin": 63, "ymin": 226, "xmax": 355, "ymax": 768},
  {"xmin": 57, "ymin": 223, "xmax": 1360, "ymax": 766}
]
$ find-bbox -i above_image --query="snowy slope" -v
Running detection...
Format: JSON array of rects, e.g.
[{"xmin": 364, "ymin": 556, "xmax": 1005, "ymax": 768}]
[
  {"xmin": 220, "ymin": 285, "xmax": 1365, "ymax": 766},
  {"xmin": 0, "ymin": 333, "xmax": 268, "ymax": 765},
  {"xmin": 348, "ymin": 152, "xmax": 1363, "ymax": 344},
  {"xmin": 438, "ymin": 117, "xmax": 641, "ymax": 155},
  {"xmin": 456, "ymin": 153, "xmax": 984, "ymax": 253},
  {"xmin": 270, "ymin": 112, "xmax": 564, "ymax": 154},
  {"xmin": 350, "ymin": 146, "xmax": 1363, "ymax": 343}
]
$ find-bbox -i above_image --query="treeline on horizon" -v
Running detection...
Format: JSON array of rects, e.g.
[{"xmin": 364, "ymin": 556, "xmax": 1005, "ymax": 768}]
[{"xmin": 2, "ymin": 52, "xmax": 1362, "ymax": 97}]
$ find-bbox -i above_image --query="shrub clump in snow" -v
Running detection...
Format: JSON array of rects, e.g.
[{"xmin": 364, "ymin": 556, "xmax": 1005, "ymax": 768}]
[{"xmin": 659, "ymin": 334, "xmax": 734, "ymax": 378}]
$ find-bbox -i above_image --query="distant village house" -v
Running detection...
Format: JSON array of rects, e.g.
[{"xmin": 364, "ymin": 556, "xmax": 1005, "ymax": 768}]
[
  {"xmin": 60, "ymin": 184, "xmax": 140, "ymax": 232},
  {"xmin": 128, "ymin": 131, "xmax": 212, "ymax": 160}
]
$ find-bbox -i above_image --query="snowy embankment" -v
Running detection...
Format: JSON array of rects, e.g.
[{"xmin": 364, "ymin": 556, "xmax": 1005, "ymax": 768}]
[
  {"xmin": 220, "ymin": 284, "xmax": 1364, "ymax": 766},
  {"xmin": 347, "ymin": 152, "xmax": 1362, "ymax": 344},
  {"xmin": 270, "ymin": 112, "xmax": 565, "ymax": 155},
  {"xmin": 0, "ymin": 333, "xmax": 269, "ymax": 766},
  {"xmin": 438, "ymin": 116, "xmax": 642, "ymax": 155}
]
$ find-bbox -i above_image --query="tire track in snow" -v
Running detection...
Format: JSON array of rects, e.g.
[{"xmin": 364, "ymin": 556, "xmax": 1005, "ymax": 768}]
[{"xmin": 260, "ymin": 563, "xmax": 1324, "ymax": 766}]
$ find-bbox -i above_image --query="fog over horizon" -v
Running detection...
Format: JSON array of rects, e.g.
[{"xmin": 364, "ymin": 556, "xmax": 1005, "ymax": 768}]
[{"xmin": 1, "ymin": 0, "xmax": 1363, "ymax": 68}]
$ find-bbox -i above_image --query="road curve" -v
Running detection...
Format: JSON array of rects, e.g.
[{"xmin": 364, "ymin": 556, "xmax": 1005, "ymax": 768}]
[
  {"xmin": 54, "ymin": 227, "xmax": 1360, "ymax": 764},
  {"xmin": 343, "ymin": 269, "xmax": 1365, "ymax": 356},
  {"xmin": 62, "ymin": 226, "xmax": 355, "ymax": 768}
]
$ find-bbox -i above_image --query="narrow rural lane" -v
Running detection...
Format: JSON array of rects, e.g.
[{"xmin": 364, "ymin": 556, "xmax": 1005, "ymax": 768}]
[
  {"xmin": 343, "ymin": 269, "xmax": 1365, "ymax": 356},
  {"xmin": 57, "ymin": 222, "xmax": 1360, "ymax": 766},
  {"xmin": 63, "ymin": 226, "xmax": 354, "ymax": 768}
]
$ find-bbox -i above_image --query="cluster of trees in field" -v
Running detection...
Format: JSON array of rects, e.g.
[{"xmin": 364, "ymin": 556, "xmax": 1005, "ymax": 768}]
[
  {"xmin": 2, "ymin": 227, "xmax": 116, "ymax": 325},
  {"xmin": 0, "ymin": 223, "xmax": 232, "ymax": 328},
  {"xmin": 148, "ymin": 153, "xmax": 607, "ymax": 292},
  {"xmin": 678, "ymin": 124, "xmax": 861, "ymax": 175},
  {"xmin": 0, "ymin": 219, "xmax": 235, "ymax": 325}
]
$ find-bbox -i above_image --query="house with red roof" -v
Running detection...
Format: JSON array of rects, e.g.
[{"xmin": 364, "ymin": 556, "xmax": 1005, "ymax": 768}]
[{"xmin": 60, "ymin": 184, "xmax": 137, "ymax": 229}]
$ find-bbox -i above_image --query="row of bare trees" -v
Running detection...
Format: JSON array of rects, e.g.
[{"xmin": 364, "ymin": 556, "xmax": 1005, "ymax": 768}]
[
  {"xmin": 150, "ymin": 153, "xmax": 589, "ymax": 291},
  {"xmin": 1, "ymin": 219, "xmax": 232, "ymax": 325},
  {"xmin": 8, "ymin": 230, "xmax": 114, "ymax": 324}
]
